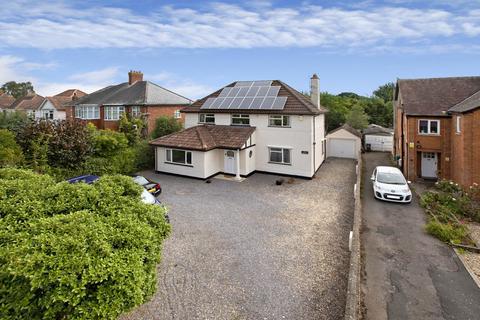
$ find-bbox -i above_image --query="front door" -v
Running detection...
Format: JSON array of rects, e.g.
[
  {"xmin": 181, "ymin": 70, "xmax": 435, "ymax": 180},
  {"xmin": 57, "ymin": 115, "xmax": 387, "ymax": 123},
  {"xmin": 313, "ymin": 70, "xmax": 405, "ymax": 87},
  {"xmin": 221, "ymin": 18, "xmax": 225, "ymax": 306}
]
[
  {"xmin": 421, "ymin": 152, "xmax": 438, "ymax": 178},
  {"xmin": 224, "ymin": 150, "xmax": 236, "ymax": 174}
]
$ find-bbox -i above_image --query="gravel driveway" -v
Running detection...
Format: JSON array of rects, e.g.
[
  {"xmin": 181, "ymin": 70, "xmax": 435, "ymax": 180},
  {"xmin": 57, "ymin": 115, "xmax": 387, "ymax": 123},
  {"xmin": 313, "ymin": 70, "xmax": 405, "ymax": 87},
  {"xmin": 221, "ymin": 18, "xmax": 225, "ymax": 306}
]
[{"xmin": 121, "ymin": 158, "xmax": 356, "ymax": 320}]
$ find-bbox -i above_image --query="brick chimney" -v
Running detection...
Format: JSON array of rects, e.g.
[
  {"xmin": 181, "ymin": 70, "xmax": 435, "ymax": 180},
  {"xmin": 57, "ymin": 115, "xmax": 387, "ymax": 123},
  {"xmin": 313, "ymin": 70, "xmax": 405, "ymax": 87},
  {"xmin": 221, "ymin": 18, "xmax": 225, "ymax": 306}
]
[
  {"xmin": 128, "ymin": 70, "xmax": 143, "ymax": 85},
  {"xmin": 310, "ymin": 73, "xmax": 320, "ymax": 108}
]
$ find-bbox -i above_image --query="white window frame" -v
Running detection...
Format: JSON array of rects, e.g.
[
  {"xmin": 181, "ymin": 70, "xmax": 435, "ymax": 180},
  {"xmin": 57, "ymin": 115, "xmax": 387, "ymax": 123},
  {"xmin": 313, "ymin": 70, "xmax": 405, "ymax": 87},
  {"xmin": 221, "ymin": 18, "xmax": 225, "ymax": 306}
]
[
  {"xmin": 75, "ymin": 105, "xmax": 100, "ymax": 120},
  {"xmin": 104, "ymin": 106, "xmax": 125, "ymax": 121},
  {"xmin": 231, "ymin": 114, "xmax": 250, "ymax": 126},
  {"xmin": 456, "ymin": 116, "xmax": 461, "ymax": 134},
  {"xmin": 199, "ymin": 113, "xmax": 215, "ymax": 124},
  {"xmin": 131, "ymin": 106, "xmax": 141, "ymax": 117},
  {"xmin": 42, "ymin": 110, "xmax": 54, "ymax": 120},
  {"xmin": 166, "ymin": 149, "xmax": 192, "ymax": 166},
  {"xmin": 268, "ymin": 147, "xmax": 291, "ymax": 165},
  {"xmin": 174, "ymin": 110, "xmax": 181, "ymax": 119},
  {"xmin": 418, "ymin": 119, "xmax": 440, "ymax": 135},
  {"xmin": 268, "ymin": 115, "xmax": 290, "ymax": 127}
]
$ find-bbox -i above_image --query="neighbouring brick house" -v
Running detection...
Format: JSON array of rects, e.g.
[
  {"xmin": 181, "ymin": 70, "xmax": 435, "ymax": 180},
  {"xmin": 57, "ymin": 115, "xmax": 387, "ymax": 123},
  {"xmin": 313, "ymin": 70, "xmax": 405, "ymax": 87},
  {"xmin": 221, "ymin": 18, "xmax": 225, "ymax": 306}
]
[
  {"xmin": 66, "ymin": 71, "xmax": 192, "ymax": 133},
  {"xmin": 394, "ymin": 77, "xmax": 480, "ymax": 186}
]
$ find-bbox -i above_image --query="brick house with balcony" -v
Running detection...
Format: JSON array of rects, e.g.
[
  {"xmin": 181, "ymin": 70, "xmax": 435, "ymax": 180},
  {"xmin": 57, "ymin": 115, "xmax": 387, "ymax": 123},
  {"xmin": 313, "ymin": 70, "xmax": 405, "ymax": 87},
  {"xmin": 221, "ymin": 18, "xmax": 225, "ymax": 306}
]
[
  {"xmin": 66, "ymin": 71, "xmax": 192, "ymax": 133},
  {"xmin": 394, "ymin": 77, "xmax": 480, "ymax": 186}
]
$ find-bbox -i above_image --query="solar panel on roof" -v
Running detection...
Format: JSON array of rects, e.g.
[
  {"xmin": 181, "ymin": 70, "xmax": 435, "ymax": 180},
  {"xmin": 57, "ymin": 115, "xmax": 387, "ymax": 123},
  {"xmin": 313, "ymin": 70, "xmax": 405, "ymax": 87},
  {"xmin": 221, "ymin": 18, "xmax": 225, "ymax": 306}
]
[{"xmin": 200, "ymin": 81, "xmax": 286, "ymax": 110}]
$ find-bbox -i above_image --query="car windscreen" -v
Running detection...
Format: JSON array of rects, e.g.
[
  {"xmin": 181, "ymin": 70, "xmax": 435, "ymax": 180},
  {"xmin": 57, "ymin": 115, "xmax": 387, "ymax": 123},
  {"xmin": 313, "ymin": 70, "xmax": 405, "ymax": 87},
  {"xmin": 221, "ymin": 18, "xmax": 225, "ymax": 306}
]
[
  {"xmin": 377, "ymin": 172, "xmax": 406, "ymax": 185},
  {"xmin": 133, "ymin": 176, "xmax": 149, "ymax": 186}
]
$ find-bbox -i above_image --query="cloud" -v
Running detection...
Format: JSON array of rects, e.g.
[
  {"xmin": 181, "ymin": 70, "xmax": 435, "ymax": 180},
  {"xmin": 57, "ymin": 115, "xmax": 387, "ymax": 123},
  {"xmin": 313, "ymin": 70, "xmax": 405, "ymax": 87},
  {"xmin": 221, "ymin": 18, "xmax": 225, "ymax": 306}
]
[
  {"xmin": 146, "ymin": 72, "xmax": 214, "ymax": 99},
  {"xmin": 68, "ymin": 67, "xmax": 119, "ymax": 84},
  {"xmin": 0, "ymin": 1, "xmax": 478, "ymax": 52}
]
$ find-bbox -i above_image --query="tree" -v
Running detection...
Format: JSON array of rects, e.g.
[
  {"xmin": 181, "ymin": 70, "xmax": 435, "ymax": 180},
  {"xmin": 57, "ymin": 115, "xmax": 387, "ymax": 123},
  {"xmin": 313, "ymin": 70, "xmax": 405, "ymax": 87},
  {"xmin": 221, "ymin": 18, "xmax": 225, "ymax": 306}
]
[
  {"xmin": 151, "ymin": 116, "xmax": 183, "ymax": 139},
  {"xmin": 118, "ymin": 113, "xmax": 146, "ymax": 145},
  {"xmin": 373, "ymin": 82, "xmax": 395, "ymax": 103},
  {"xmin": 0, "ymin": 169, "xmax": 170, "ymax": 319},
  {"xmin": 345, "ymin": 104, "xmax": 369, "ymax": 129},
  {"xmin": 0, "ymin": 111, "xmax": 30, "ymax": 131},
  {"xmin": 1, "ymin": 81, "xmax": 35, "ymax": 99},
  {"xmin": 0, "ymin": 129, "xmax": 24, "ymax": 167}
]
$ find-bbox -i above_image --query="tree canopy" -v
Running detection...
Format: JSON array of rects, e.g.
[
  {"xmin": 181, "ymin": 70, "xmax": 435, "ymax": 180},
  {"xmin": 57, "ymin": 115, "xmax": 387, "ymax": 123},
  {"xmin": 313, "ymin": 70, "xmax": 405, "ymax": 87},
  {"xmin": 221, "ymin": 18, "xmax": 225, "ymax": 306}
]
[{"xmin": 1, "ymin": 81, "xmax": 35, "ymax": 99}]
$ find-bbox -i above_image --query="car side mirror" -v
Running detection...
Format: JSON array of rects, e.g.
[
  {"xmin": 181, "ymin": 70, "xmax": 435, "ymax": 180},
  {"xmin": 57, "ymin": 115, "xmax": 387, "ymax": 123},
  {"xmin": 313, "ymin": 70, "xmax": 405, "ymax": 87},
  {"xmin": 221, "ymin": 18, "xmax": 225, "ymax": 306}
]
[
  {"xmin": 370, "ymin": 176, "xmax": 375, "ymax": 181},
  {"xmin": 407, "ymin": 180, "xmax": 412, "ymax": 184}
]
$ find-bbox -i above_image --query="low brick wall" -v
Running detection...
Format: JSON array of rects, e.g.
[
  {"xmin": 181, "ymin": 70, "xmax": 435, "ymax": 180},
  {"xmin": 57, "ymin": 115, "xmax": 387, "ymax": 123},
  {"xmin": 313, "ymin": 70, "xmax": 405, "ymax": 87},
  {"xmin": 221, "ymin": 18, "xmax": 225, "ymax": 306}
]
[{"xmin": 344, "ymin": 152, "xmax": 363, "ymax": 320}]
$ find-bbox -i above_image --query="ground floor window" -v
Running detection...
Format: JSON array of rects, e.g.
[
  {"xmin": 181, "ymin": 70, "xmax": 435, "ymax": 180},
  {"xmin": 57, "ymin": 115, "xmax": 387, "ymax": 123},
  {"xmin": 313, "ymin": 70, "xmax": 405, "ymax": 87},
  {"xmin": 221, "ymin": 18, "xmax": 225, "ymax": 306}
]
[
  {"xmin": 166, "ymin": 149, "xmax": 192, "ymax": 165},
  {"xmin": 104, "ymin": 106, "xmax": 125, "ymax": 120},
  {"xmin": 131, "ymin": 106, "xmax": 141, "ymax": 117},
  {"xmin": 269, "ymin": 147, "xmax": 291, "ymax": 164},
  {"xmin": 75, "ymin": 105, "xmax": 99, "ymax": 119},
  {"xmin": 174, "ymin": 110, "xmax": 181, "ymax": 119},
  {"xmin": 42, "ymin": 110, "xmax": 54, "ymax": 120}
]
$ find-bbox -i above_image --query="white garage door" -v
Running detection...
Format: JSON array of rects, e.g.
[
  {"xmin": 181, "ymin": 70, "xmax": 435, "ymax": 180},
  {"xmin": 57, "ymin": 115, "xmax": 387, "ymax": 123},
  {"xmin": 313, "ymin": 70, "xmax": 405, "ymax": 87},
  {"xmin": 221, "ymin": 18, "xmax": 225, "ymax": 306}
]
[
  {"xmin": 365, "ymin": 135, "xmax": 393, "ymax": 152},
  {"xmin": 329, "ymin": 138, "xmax": 356, "ymax": 159}
]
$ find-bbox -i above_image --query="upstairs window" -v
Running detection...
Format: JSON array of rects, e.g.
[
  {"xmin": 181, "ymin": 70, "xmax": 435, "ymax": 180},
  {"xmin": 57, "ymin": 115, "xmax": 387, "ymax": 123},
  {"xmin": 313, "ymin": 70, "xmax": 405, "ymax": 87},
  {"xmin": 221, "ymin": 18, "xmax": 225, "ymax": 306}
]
[
  {"xmin": 199, "ymin": 113, "xmax": 215, "ymax": 124},
  {"xmin": 43, "ymin": 110, "xmax": 54, "ymax": 120},
  {"xmin": 131, "ymin": 106, "xmax": 141, "ymax": 117},
  {"xmin": 456, "ymin": 116, "xmax": 461, "ymax": 133},
  {"xmin": 174, "ymin": 110, "xmax": 181, "ymax": 119},
  {"xmin": 75, "ymin": 105, "xmax": 99, "ymax": 120},
  {"xmin": 231, "ymin": 114, "xmax": 250, "ymax": 126},
  {"xmin": 418, "ymin": 119, "xmax": 439, "ymax": 135},
  {"xmin": 104, "ymin": 106, "xmax": 125, "ymax": 120},
  {"xmin": 269, "ymin": 115, "xmax": 290, "ymax": 127}
]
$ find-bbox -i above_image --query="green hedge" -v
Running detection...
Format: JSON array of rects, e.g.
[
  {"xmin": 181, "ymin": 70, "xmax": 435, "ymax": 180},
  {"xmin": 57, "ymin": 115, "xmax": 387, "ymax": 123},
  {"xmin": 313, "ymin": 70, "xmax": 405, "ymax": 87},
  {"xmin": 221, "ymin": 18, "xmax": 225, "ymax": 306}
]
[{"xmin": 0, "ymin": 169, "xmax": 170, "ymax": 319}]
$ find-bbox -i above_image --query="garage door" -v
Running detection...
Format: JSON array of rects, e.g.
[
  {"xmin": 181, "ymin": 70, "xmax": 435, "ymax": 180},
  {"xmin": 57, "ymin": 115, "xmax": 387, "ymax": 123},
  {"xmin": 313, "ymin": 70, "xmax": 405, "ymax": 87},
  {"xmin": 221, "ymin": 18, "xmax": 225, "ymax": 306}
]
[
  {"xmin": 329, "ymin": 138, "xmax": 356, "ymax": 159},
  {"xmin": 365, "ymin": 135, "xmax": 393, "ymax": 152}
]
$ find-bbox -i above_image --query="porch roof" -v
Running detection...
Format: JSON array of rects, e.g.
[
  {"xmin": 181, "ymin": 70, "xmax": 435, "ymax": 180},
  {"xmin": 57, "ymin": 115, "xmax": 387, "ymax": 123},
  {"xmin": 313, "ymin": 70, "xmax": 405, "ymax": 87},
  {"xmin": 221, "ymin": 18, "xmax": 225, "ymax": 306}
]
[{"xmin": 150, "ymin": 125, "xmax": 255, "ymax": 151}]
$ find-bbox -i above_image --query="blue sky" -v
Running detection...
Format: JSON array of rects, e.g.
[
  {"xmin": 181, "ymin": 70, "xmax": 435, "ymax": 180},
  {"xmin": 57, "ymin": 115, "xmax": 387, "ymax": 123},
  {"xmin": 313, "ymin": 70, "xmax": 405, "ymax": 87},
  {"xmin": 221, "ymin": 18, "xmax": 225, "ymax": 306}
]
[{"xmin": 1, "ymin": 0, "xmax": 480, "ymax": 99}]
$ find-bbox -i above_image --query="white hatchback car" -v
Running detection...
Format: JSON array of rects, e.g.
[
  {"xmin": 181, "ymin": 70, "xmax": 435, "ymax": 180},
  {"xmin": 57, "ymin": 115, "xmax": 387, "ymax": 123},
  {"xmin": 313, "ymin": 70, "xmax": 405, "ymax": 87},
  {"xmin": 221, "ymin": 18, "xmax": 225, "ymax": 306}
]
[{"xmin": 371, "ymin": 166, "xmax": 412, "ymax": 203}]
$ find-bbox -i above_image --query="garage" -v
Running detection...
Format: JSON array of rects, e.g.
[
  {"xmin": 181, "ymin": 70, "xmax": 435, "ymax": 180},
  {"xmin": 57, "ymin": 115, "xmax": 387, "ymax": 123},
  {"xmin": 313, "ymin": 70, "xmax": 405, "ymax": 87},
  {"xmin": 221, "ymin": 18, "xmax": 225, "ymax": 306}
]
[
  {"xmin": 326, "ymin": 124, "xmax": 362, "ymax": 159},
  {"xmin": 362, "ymin": 124, "xmax": 394, "ymax": 152}
]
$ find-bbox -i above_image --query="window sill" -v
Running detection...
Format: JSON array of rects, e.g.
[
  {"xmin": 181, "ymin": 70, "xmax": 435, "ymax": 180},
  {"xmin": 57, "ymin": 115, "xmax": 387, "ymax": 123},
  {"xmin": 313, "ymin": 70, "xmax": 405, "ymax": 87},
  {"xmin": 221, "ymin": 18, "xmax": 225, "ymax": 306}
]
[
  {"xmin": 417, "ymin": 133, "xmax": 440, "ymax": 136},
  {"xmin": 231, "ymin": 124, "xmax": 251, "ymax": 127},
  {"xmin": 268, "ymin": 126, "xmax": 291, "ymax": 128},
  {"xmin": 165, "ymin": 162, "xmax": 193, "ymax": 168},
  {"xmin": 198, "ymin": 122, "xmax": 215, "ymax": 125},
  {"xmin": 268, "ymin": 161, "xmax": 292, "ymax": 166},
  {"xmin": 104, "ymin": 119, "xmax": 121, "ymax": 121}
]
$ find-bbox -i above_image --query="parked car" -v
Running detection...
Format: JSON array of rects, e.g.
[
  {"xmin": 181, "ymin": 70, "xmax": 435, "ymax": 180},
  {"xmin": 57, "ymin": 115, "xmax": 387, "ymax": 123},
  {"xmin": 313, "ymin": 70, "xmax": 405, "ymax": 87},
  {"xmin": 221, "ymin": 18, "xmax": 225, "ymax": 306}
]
[
  {"xmin": 371, "ymin": 166, "xmax": 412, "ymax": 203},
  {"xmin": 132, "ymin": 175, "xmax": 162, "ymax": 196},
  {"xmin": 66, "ymin": 175, "xmax": 169, "ymax": 222},
  {"xmin": 67, "ymin": 174, "xmax": 99, "ymax": 184}
]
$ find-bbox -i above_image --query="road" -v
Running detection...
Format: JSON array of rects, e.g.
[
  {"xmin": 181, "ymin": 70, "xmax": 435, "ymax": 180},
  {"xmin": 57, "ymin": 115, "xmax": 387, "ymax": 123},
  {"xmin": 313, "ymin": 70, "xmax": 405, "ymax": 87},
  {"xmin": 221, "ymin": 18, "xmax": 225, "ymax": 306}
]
[{"xmin": 361, "ymin": 152, "xmax": 480, "ymax": 320}]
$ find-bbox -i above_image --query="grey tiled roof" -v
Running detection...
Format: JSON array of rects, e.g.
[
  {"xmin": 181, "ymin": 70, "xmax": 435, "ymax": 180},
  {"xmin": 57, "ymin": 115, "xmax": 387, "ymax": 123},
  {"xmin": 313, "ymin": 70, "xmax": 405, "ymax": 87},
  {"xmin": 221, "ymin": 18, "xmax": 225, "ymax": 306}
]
[
  {"xmin": 449, "ymin": 89, "xmax": 480, "ymax": 113},
  {"xmin": 73, "ymin": 81, "xmax": 192, "ymax": 106}
]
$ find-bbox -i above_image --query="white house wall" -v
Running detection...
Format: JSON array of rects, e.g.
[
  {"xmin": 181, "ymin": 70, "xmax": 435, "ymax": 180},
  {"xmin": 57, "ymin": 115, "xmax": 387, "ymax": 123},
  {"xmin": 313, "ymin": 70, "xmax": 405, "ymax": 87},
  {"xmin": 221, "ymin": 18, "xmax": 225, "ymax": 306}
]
[
  {"xmin": 184, "ymin": 112, "xmax": 323, "ymax": 178},
  {"xmin": 314, "ymin": 114, "xmax": 326, "ymax": 172},
  {"xmin": 155, "ymin": 147, "xmax": 209, "ymax": 179},
  {"xmin": 35, "ymin": 100, "xmax": 66, "ymax": 120}
]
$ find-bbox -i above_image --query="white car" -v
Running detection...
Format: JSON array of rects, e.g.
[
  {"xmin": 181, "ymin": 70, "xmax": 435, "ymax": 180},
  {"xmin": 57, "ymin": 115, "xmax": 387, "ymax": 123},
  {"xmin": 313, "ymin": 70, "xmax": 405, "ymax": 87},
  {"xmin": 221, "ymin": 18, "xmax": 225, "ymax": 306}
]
[{"xmin": 371, "ymin": 166, "xmax": 412, "ymax": 203}]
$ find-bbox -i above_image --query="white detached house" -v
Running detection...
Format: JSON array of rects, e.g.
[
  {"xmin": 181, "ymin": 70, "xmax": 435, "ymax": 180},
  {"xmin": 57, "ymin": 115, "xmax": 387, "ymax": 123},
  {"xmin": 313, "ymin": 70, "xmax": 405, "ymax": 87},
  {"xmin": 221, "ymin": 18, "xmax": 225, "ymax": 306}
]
[{"xmin": 150, "ymin": 75, "xmax": 327, "ymax": 179}]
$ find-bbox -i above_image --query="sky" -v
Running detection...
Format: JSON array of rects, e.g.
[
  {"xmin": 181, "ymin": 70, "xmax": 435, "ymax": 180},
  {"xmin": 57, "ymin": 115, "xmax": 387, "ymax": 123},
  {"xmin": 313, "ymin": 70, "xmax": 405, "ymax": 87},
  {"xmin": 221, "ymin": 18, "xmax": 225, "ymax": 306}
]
[{"xmin": 1, "ymin": 0, "xmax": 480, "ymax": 99}]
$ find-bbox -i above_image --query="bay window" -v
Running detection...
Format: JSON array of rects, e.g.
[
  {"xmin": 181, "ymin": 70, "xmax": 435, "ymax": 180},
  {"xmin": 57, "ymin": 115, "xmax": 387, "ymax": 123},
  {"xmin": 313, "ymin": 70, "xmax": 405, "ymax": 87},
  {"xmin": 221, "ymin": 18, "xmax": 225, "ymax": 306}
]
[
  {"xmin": 104, "ymin": 106, "xmax": 125, "ymax": 120},
  {"xmin": 75, "ymin": 105, "xmax": 99, "ymax": 120},
  {"xmin": 166, "ymin": 149, "xmax": 192, "ymax": 165}
]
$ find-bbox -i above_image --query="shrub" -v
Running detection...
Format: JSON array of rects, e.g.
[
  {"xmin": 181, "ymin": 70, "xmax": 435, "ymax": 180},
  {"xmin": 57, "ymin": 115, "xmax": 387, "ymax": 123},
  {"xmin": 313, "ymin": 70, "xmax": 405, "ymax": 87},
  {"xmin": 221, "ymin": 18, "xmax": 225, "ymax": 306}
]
[
  {"xmin": 0, "ymin": 111, "xmax": 30, "ymax": 131},
  {"xmin": 16, "ymin": 120, "xmax": 91, "ymax": 169},
  {"xmin": 425, "ymin": 220, "xmax": 467, "ymax": 244},
  {"xmin": 0, "ymin": 129, "xmax": 24, "ymax": 167},
  {"xmin": 150, "ymin": 116, "xmax": 183, "ymax": 139},
  {"xmin": 118, "ymin": 113, "xmax": 146, "ymax": 145},
  {"xmin": 0, "ymin": 168, "xmax": 170, "ymax": 319},
  {"xmin": 89, "ymin": 128, "xmax": 129, "ymax": 158}
]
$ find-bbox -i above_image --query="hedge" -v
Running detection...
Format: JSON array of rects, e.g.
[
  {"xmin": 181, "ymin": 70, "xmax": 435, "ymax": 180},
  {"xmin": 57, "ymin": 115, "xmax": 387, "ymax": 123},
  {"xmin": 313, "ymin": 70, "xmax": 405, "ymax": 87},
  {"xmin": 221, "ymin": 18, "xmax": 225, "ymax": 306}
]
[{"xmin": 0, "ymin": 169, "xmax": 170, "ymax": 319}]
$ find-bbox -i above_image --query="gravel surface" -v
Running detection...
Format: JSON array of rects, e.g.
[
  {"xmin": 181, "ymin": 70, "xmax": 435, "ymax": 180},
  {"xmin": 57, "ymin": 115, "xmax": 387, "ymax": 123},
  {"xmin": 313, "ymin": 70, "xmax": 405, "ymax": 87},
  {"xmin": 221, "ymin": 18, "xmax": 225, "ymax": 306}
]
[
  {"xmin": 121, "ymin": 159, "xmax": 356, "ymax": 320},
  {"xmin": 462, "ymin": 223, "xmax": 480, "ymax": 280}
]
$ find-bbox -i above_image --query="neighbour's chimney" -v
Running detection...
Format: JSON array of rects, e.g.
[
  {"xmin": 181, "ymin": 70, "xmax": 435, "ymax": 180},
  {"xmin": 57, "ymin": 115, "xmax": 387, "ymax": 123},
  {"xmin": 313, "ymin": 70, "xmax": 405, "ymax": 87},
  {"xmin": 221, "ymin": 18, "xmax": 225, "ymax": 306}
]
[
  {"xmin": 310, "ymin": 73, "xmax": 320, "ymax": 109},
  {"xmin": 128, "ymin": 70, "xmax": 143, "ymax": 85}
]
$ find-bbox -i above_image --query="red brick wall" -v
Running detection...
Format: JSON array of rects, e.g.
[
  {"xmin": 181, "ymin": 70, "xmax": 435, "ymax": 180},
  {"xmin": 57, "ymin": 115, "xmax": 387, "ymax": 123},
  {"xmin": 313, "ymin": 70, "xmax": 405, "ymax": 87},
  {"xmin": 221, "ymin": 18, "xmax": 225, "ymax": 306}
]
[
  {"xmin": 451, "ymin": 109, "xmax": 480, "ymax": 186},
  {"xmin": 144, "ymin": 105, "xmax": 186, "ymax": 134},
  {"xmin": 404, "ymin": 116, "xmax": 451, "ymax": 181}
]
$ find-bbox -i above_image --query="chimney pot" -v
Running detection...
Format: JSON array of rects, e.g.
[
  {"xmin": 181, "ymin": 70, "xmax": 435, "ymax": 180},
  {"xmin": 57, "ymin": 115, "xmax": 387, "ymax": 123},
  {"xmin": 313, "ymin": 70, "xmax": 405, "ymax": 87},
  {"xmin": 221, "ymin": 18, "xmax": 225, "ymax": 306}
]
[
  {"xmin": 128, "ymin": 70, "xmax": 143, "ymax": 85},
  {"xmin": 310, "ymin": 74, "xmax": 320, "ymax": 108}
]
